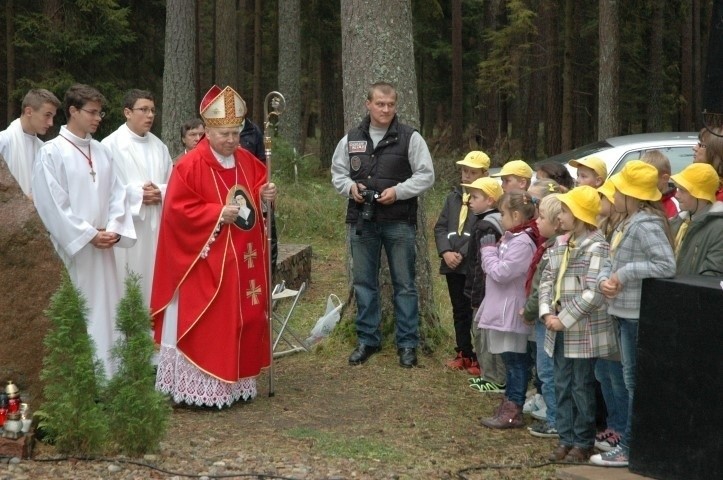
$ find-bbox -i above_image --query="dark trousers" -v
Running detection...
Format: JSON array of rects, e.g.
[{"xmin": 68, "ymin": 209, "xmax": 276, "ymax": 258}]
[{"xmin": 445, "ymin": 273, "xmax": 474, "ymax": 357}]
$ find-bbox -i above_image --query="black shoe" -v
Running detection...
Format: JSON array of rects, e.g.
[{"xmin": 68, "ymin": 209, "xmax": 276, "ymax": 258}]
[
  {"xmin": 348, "ymin": 344, "xmax": 381, "ymax": 365},
  {"xmin": 398, "ymin": 347, "xmax": 417, "ymax": 368}
]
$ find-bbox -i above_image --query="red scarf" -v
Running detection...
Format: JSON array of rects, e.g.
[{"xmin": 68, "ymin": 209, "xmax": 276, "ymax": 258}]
[{"xmin": 506, "ymin": 218, "xmax": 546, "ymax": 295}]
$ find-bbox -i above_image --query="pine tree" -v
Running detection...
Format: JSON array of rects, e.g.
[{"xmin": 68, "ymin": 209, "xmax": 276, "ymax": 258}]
[
  {"xmin": 37, "ymin": 272, "xmax": 108, "ymax": 455},
  {"xmin": 105, "ymin": 271, "xmax": 170, "ymax": 456}
]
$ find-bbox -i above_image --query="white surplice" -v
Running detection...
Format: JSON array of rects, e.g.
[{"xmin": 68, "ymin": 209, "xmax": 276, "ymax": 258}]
[
  {"xmin": 102, "ymin": 124, "xmax": 172, "ymax": 304},
  {"xmin": 32, "ymin": 125, "xmax": 136, "ymax": 378},
  {"xmin": 0, "ymin": 118, "xmax": 44, "ymax": 196}
]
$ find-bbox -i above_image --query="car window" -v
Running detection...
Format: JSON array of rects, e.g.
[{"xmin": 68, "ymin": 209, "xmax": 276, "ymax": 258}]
[{"xmin": 610, "ymin": 146, "xmax": 696, "ymax": 176}]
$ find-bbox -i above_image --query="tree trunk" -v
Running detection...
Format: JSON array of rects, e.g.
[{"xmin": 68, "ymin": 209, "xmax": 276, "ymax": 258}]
[
  {"xmin": 598, "ymin": 0, "xmax": 620, "ymax": 139},
  {"xmin": 702, "ymin": 0, "xmax": 723, "ymax": 114},
  {"xmin": 214, "ymin": 0, "xmax": 237, "ymax": 87},
  {"xmin": 278, "ymin": 0, "xmax": 302, "ymax": 154},
  {"xmin": 340, "ymin": 0, "xmax": 440, "ymax": 348},
  {"xmin": 542, "ymin": 0, "xmax": 562, "ymax": 156},
  {"xmin": 680, "ymin": 2, "xmax": 694, "ymax": 130},
  {"xmin": 693, "ymin": 0, "xmax": 703, "ymax": 125},
  {"xmin": 561, "ymin": 0, "xmax": 574, "ymax": 150},
  {"xmin": 5, "ymin": 0, "xmax": 15, "ymax": 123},
  {"xmin": 316, "ymin": 0, "xmax": 343, "ymax": 170},
  {"xmin": 162, "ymin": 0, "xmax": 197, "ymax": 158},
  {"xmin": 477, "ymin": 0, "xmax": 503, "ymax": 158},
  {"xmin": 252, "ymin": 0, "xmax": 263, "ymax": 126},
  {"xmin": 451, "ymin": 0, "xmax": 463, "ymax": 152},
  {"xmin": 646, "ymin": 0, "xmax": 664, "ymax": 132}
]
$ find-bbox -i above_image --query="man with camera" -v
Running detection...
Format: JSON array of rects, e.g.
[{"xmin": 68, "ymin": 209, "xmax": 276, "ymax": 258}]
[{"xmin": 331, "ymin": 81, "xmax": 434, "ymax": 368}]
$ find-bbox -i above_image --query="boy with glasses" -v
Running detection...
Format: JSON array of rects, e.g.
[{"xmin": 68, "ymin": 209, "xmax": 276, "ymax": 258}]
[
  {"xmin": 102, "ymin": 89, "xmax": 173, "ymax": 307},
  {"xmin": 32, "ymin": 84, "xmax": 136, "ymax": 378}
]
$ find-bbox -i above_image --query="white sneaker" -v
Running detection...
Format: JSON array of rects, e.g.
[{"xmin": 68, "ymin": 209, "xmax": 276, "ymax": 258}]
[
  {"xmin": 531, "ymin": 405, "xmax": 547, "ymax": 421},
  {"xmin": 530, "ymin": 394, "xmax": 547, "ymax": 420},
  {"xmin": 523, "ymin": 393, "xmax": 540, "ymax": 414}
]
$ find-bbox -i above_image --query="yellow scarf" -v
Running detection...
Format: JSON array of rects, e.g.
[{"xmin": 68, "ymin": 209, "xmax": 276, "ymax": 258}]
[
  {"xmin": 553, "ymin": 237, "xmax": 575, "ymax": 307},
  {"xmin": 674, "ymin": 220, "xmax": 690, "ymax": 258},
  {"xmin": 458, "ymin": 192, "xmax": 470, "ymax": 235}
]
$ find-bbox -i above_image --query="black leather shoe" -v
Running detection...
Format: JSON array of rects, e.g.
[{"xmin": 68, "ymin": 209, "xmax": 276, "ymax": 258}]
[
  {"xmin": 348, "ymin": 344, "xmax": 381, "ymax": 365},
  {"xmin": 398, "ymin": 347, "xmax": 417, "ymax": 368}
]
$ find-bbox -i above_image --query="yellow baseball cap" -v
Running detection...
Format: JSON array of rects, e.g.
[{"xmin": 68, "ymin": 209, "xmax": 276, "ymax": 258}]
[
  {"xmin": 491, "ymin": 159, "xmax": 533, "ymax": 178},
  {"xmin": 557, "ymin": 185, "xmax": 601, "ymax": 226},
  {"xmin": 569, "ymin": 156, "xmax": 608, "ymax": 179},
  {"xmin": 610, "ymin": 160, "xmax": 662, "ymax": 201},
  {"xmin": 670, "ymin": 163, "xmax": 719, "ymax": 203},
  {"xmin": 456, "ymin": 151, "xmax": 491, "ymax": 170},
  {"xmin": 461, "ymin": 177, "xmax": 504, "ymax": 201},
  {"xmin": 597, "ymin": 179, "xmax": 616, "ymax": 204}
]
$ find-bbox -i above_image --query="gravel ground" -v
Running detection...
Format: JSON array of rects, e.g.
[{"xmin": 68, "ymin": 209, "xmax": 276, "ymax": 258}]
[{"xmin": 1, "ymin": 349, "xmax": 561, "ymax": 480}]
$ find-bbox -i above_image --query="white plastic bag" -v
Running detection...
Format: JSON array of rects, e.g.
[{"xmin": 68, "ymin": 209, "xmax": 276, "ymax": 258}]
[{"xmin": 306, "ymin": 294, "xmax": 343, "ymax": 345}]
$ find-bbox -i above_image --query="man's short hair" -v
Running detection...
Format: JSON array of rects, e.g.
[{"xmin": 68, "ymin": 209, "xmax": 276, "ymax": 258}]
[
  {"xmin": 123, "ymin": 89, "xmax": 154, "ymax": 110},
  {"xmin": 180, "ymin": 118, "xmax": 204, "ymax": 139},
  {"xmin": 64, "ymin": 84, "xmax": 106, "ymax": 119},
  {"xmin": 22, "ymin": 89, "xmax": 61, "ymax": 111},
  {"xmin": 367, "ymin": 81, "xmax": 397, "ymax": 101}
]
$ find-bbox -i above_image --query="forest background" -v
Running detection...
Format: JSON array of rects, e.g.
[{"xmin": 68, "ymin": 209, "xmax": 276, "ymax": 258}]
[{"xmin": 2, "ymin": 0, "xmax": 723, "ymax": 168}]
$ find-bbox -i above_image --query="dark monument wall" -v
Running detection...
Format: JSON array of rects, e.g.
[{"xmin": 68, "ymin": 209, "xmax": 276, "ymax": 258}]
[{"xmin": 630, "ymin": 276, "xmax": 723, "ymax": 480}]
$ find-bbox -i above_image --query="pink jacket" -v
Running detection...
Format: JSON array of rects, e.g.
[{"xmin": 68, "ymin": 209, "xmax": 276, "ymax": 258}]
[{"xmin": 475, "ymin": 230, "xmax": 536, "ymax": 334}]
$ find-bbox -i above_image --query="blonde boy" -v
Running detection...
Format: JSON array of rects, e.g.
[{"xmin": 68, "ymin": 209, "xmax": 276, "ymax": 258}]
[
  {"xmin": 570, "ymin": 157, "xmax": 607, "ymax": 188},
  {"xmin": 641, "ymin": 150, "xmax": 679, "ymax": 218},
  {"xmin": 491, "ymin": 159, "xmax": 533, "ymax": 191}
]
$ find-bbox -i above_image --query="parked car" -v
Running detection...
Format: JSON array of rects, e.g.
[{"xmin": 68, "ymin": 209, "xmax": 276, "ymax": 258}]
[{"xmin": 541, "ymin": 132, "xmax": 699, "ymax": 178}]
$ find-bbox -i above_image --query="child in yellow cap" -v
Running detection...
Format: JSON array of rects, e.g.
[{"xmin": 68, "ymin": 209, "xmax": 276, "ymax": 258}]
[
  {"xmin": 569, "ymin": 157, "xmax": 607, "ymax": 188},
  {"xmin": 491, "ymin": 159, "xmax": 533, "ymax": 191},
  {"xmin": 538, "ymin": 186, "xmax": 616, "ymax": 463},
  {"xmin": 670, "ymin": 162, "xmax": 723, "ymax": 275},
  {"xmin": 592, "ymin": 178, "xmax": 628, "ymax": 454},
  {"xmin": 461, "ymin": 178, "xmax": 506, "ymax": 384},
  {"xmin": 434, "ymin": 151, "xmax": 490, "ymax": 374},
  {"xmin": 591, "ymin": 160, "xmax": 676, "ymax": 468}
]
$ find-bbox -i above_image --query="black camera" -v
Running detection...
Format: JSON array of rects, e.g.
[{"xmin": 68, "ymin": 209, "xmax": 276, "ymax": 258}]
[{"xmin": 359, "ymin": 188, "xmax": 379, "ymax": 221}]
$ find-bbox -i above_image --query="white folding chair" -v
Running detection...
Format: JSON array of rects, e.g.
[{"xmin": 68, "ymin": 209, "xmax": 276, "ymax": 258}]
[{"xmin": 271, "ymin": 281, "xmax": 308, "ymax": 358}]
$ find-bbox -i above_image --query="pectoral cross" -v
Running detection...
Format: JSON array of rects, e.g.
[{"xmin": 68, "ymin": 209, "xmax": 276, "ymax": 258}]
[{"xmin": 90, "ymin": 169, "xmax": 96, "ymax": 182}]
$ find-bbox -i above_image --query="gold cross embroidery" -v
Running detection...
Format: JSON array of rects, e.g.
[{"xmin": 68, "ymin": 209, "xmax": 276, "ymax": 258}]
[
  {"xmin": 244, "ymin": 242, "xmax": 257, "ymax": 268},
  {"xmin": 246, "ymin": 279, "xmax": 262, "ymax": 305}
]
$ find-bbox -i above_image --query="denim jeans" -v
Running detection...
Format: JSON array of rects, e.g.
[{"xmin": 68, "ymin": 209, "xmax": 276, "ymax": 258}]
[
  {"xmin": 501, "ymin": 351, "xmax": 531, "ymax": 405},
  {"xmin": 349, "ymin": 222, "xmax": 419, "ymax": 348},
  {"xmin": 594, "ymin": 357, "xmax": 628, "ymax": 434},
  {"xmin": 553, "ymin": 331, "xmax": 597, "ymax": 449},
  {"xmin": 617, "ymin": 316, "xmax": 639, "ymax": 451},
  {"xmin": 445, "ymin": 273, "xmax": 473, "ymax": 356},
  {"xmin": 535, "ymin": 322, "xmax": 557, "ymax": 427}
]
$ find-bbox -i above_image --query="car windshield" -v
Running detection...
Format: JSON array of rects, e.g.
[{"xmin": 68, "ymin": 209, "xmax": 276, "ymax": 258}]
[{"xmin": 537, "ymin": 140, "xmax": 613, "ymax": 166}]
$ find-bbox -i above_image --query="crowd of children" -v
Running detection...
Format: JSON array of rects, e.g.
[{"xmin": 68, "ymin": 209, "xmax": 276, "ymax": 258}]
[{"xmin": 434, "ymin": 144, "xmax": 723, "ymax": 468}]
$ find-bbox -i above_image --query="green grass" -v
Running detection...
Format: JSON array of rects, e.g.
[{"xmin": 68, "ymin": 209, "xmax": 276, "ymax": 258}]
[{"xmin": 285, "ymin": 426, "xmax": 402, "ymax": 462}]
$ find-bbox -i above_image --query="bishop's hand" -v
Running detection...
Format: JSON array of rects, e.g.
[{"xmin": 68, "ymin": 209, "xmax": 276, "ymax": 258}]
[{"xmin": 221, "ymin": 204, "xmax": 241, "ymax": 224}]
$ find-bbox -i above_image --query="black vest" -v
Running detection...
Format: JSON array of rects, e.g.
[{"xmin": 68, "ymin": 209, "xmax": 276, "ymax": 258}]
[{"xmin": 345, "ymin": 115, "xmax": 418, "ymax": 225}]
